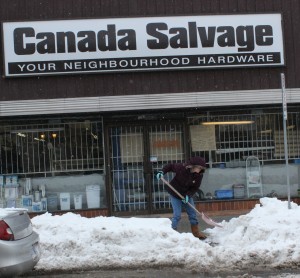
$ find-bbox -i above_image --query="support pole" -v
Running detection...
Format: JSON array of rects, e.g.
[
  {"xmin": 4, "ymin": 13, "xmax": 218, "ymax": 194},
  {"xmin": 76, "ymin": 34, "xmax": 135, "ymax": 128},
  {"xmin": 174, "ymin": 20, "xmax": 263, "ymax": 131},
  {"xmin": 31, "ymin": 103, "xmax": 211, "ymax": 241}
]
[{"xmin": 281, "ymin": 73, "xmax": 291, "ymax": 209}]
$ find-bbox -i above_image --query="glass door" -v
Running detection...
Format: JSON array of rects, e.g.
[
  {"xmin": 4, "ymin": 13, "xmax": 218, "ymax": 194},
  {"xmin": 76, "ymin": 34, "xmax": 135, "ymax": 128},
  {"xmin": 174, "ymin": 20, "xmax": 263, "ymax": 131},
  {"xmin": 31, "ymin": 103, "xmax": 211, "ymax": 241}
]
[
  {"xmin": 109, "ymin": 123, "xmax": 185, "ymax": 214},
  {"xmin": 110, "ymin": 126, "xmax": 147, "ymax": 212}
]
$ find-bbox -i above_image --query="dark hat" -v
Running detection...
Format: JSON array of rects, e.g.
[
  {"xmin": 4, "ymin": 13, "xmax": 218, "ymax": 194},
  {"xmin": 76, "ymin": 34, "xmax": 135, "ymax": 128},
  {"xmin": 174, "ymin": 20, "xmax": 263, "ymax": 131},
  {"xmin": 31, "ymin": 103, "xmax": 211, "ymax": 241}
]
[{"xmin": 187, "ymin": 157, "xmax": 206, "ymax": 168}]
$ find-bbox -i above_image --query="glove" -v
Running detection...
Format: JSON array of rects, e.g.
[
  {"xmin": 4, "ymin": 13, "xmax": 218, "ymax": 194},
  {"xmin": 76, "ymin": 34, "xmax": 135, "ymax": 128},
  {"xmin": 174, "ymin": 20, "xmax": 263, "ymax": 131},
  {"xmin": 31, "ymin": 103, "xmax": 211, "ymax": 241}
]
[
  {"xmin": 156, "ymin": 171, "xmax": 164, "ymax": 180},
  {"xmin": 182, "ymin": 195, "xmax": 189, "ymax": 204}
]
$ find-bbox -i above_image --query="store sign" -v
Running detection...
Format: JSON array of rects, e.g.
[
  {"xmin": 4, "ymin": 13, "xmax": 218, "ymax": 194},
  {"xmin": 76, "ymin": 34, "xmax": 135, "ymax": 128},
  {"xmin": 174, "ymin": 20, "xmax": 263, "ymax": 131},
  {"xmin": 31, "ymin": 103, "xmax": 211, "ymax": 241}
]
[{"xmin": 2, "ymin": 14, "xmax": 284, "ymax": 77}]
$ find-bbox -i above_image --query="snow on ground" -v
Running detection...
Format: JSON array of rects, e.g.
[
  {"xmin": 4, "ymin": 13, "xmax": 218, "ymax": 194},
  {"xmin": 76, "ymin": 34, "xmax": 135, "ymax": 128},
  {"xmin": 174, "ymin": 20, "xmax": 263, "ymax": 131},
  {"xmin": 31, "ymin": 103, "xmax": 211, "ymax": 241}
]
[{"xmin": 32, "ymin": 197, "xmax": 300, "ymax": 274}]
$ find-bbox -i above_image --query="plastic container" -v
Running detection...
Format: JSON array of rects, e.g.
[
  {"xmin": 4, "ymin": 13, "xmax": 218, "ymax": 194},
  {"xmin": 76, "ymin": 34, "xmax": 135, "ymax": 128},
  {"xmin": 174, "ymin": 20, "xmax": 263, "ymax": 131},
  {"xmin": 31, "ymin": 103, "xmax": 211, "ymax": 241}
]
[
  {"xmin": 32, "ymin": 202, "xmax": 42, "ymax": 212},
  {"xmin": 22, "ymin": 195, "xmax": 33, "ymax": 211},
  {"xmin": 232, "ymin": 184, "xmax": 245, "ymax": 199},
  {"xmin": 74, "ymin": 194, "xmax": 82, "ymax": 209},
  {"xmin": 47, "ymin": 194, "xmax": 58, "ymax": 211},
  {"xmin": 34, "ymin": 191, "xmax": 41, "ymax": 202},
  {"xmin": 41, "ymin": 197, "xmax": 47, "ymax": 211},
  {"xmin": 86, "ymin": 185, "xmax": 100, "ymax": 208},
  {"xmin": 5, "ymin": 186, "xmax": 19, "ymax": 199},
  {"xmin": 60, "ymin": 192, "xmax": 71, "ymax": 210},
  {"xmin": 215, "ymin": 189, "xmax": 233, "ymax": 199}
]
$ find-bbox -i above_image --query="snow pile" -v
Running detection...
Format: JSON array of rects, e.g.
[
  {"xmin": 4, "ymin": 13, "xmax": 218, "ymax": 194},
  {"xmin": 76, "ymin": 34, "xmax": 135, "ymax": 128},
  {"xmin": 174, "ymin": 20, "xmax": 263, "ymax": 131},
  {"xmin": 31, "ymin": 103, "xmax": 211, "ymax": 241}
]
[{"xmin": 32, "ymin": 198, "xmax": 300, "ymax": 273}]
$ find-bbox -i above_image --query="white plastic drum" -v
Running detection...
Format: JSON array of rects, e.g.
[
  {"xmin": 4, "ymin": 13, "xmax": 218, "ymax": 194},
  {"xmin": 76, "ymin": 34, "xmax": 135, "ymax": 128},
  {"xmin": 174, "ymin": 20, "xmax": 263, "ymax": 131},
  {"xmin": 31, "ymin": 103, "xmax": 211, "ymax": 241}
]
[{"xmin": 86, "ymin": 185, "xmax": 100, "ymax": 208}]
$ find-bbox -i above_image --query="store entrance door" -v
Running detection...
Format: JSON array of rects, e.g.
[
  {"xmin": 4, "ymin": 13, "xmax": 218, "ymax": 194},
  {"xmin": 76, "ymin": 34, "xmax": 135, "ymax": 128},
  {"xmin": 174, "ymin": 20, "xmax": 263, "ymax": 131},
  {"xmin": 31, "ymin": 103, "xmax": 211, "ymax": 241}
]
[{"xmin": 108, "ymin": 123, "xmax": 185, "ymax": 215}]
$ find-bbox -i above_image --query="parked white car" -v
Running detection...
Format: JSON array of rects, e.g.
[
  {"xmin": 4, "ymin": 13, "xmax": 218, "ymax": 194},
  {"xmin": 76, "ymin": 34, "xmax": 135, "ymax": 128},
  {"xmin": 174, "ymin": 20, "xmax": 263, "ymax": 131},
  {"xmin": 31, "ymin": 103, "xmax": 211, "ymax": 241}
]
[{"xmin": 0, "ymin": 208, "xmax": 41, "ymax": 277}]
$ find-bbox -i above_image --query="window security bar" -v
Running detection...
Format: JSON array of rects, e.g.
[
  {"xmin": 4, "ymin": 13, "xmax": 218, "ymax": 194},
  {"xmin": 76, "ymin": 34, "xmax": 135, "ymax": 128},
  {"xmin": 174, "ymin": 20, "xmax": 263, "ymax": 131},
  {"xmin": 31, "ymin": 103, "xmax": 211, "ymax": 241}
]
[{"xmin": 0, "ymin": 120, "xmax": 104, "ymax": 176}]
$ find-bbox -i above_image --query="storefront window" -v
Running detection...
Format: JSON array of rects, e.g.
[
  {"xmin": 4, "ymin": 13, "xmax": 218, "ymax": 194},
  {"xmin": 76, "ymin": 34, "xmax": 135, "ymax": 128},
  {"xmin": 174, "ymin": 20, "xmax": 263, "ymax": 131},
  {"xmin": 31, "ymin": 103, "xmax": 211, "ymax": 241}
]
[
  {"xmin": 188, "ymin": 111, "xmax": 300, "ymax": 167},
  {"xmin": 0, "ymin": 119, "xmax": 104, "ymax": 175},
  {"xmin": 0, "ymin": 118, "xmax": 106, "ymax": 212}
]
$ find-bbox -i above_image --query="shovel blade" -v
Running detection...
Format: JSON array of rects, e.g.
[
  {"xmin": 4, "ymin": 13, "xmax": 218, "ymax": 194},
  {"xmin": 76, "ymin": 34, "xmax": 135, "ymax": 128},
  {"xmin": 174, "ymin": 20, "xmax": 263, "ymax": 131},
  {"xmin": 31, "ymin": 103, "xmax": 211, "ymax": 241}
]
[{"xmin": 201, "ymin": 212, "xmax": 223, "ymax": 228}]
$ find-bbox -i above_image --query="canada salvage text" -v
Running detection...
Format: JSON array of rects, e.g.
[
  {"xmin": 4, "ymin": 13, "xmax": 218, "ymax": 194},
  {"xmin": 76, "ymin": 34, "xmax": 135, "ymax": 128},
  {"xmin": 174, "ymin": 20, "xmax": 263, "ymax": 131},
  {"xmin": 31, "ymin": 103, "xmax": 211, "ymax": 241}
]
[{"xmin": 8, "ymin": 53, "xmax": 281, "ymax": 75}]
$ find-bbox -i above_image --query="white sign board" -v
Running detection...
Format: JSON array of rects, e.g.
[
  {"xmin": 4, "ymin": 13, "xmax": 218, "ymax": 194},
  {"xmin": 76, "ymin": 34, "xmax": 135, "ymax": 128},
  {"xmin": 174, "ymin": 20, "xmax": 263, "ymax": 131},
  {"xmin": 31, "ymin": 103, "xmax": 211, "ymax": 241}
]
[
  {"xmin": 2, "ymin": 14, "xmax": 284, "ymax": 77},
  {"xmin": 190, "ymin": 125, "xmax": 216, "ymax": 151}
]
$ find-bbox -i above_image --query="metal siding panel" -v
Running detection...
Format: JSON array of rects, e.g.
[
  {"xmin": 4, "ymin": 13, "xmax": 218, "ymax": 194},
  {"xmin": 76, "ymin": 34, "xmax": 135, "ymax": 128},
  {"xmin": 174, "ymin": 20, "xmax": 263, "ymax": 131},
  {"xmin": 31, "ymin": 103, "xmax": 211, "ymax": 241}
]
[
  {"xmin": 0, "ymin": 0, "xmax": 298, "ymax": 101},
  {"xmin": 0, "ymin": 89, "xmax": 299, "ymax": 116}
]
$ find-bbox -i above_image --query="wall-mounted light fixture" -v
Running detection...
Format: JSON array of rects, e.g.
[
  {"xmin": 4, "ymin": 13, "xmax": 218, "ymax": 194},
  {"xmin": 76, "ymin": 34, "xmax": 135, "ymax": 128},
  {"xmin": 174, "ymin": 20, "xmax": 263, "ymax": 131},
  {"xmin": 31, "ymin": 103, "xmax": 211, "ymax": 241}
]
[
  {"xmin": 52, "ymin": 133, "xmax": 57, "ymax": 139},
  {"xmin": 40, "ymin": 134, "xmax": 45, "ymax": 140},
  {"xmin": 17, "ymin": 132, "xmax": 26, "ymax": 137},
  {"xmin": 201, "ymin": 121, "xmax": 254, "ymax": 126}
]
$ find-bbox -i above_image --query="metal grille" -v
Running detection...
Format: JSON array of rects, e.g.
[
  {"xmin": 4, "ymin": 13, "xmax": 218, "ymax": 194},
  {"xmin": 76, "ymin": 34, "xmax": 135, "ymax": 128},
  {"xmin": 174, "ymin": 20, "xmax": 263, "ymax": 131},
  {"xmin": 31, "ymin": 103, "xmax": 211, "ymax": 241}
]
[
  {"xmin": 110, "ymin": 126, "xmax": 147, "ymax": 212},
  {"xmin": 150, "ymin": 125, "xmax": 184, "ymax": 210},
  {"xmin": 0, "ymin": 120, "xmax": 104, "ymax": 175},
  {"xmin": 110, "ymin": 124, "xmax": 184, "ymax": 212},
  {"xmin": 188, "ymin": 112, "xmax": 300, "ymax": 166}
]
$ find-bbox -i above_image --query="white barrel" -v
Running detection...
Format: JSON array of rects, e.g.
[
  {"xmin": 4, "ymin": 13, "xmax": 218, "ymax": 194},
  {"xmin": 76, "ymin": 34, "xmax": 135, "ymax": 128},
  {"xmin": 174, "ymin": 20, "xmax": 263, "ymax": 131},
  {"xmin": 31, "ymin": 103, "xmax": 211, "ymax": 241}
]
[
  {"xmin": 60, "ymin": 192, "xmax": 71, "ymax": 210},
  {"xmin": 86, "ymin": 185, "xmax": 100, "ymax": 208}
]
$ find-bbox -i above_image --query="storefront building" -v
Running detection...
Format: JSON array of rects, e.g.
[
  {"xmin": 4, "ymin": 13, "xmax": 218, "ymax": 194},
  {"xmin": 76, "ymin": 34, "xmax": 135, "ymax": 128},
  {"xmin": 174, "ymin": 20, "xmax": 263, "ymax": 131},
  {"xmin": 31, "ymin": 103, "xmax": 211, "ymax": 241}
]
[{"xmin": 0, "ymin": 0, "xmax": 300, "ymax": 216}]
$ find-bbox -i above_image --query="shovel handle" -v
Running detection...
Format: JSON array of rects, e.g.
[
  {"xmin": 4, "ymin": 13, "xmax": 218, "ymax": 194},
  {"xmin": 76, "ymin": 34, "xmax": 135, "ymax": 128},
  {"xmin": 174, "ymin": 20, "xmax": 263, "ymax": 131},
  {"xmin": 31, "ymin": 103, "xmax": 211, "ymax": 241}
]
[{"xmin": 160, "ymin": 177, "xmax": 223, "ymax": 228}]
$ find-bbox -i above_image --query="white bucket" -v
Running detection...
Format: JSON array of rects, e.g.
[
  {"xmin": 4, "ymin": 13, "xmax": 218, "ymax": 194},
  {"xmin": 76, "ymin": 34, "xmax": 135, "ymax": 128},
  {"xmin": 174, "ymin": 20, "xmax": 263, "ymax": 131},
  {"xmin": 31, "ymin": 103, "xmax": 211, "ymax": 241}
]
[
  {"xmin": 86, "ymin": 185, "xmax": 100, "ymax": 208},
  {"xmin": 60, "ymin": 192, "xmax": 71, "ymax": 210},
  {"xmin": 74, "ymin": 194, "xmax": 82, "ymax": 210}
]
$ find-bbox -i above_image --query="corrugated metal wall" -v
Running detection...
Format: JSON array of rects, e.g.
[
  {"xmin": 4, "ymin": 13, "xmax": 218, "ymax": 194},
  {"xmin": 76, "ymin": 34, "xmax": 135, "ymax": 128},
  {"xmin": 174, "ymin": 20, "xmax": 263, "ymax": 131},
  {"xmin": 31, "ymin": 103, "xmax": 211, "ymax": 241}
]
[{"xmin": 0, "ymin": 0, "xmax": 299, "ymax": 102}]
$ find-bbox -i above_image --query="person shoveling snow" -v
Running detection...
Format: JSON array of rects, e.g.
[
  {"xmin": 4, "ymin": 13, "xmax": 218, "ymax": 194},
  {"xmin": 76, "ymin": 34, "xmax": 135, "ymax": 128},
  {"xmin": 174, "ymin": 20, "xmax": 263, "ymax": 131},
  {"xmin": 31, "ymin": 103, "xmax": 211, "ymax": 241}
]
[{"xmin": 156, "ymin": 156, "xmax": 209, "ymax": 239}]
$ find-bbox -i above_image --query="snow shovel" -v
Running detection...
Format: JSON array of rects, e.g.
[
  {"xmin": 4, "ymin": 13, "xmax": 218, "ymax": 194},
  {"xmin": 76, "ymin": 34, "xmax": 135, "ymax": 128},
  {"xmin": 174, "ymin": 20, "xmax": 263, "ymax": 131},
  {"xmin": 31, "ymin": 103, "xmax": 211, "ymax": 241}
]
[{"xmin": 160, "ymin": 177, "xmax": 223, "ymax": 228}]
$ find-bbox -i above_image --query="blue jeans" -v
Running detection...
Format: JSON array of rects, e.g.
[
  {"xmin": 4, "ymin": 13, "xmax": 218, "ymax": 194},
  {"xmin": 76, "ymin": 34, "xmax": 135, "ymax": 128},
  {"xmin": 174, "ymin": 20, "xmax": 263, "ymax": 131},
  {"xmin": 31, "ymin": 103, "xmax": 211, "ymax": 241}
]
[{"xmin": 169, "ymin": 194, "xmax": 198, "ymax": 230}]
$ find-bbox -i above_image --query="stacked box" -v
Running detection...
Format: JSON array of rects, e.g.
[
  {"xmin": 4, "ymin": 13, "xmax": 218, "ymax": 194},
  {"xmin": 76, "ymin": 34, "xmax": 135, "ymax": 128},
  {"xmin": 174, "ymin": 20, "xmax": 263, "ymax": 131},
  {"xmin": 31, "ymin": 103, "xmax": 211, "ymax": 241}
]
[
  {"xmin": 232, "ymin": 184, "xmax": 245, "ymax": 199},
  {"xmin": 32, "ymin": 202, "xmax": 42, "ymax": 212},
  {"xmin": 4, "ymin": 175, "xmax": 19, "ymax": 208},
  {"xmin": 21, "ymin": 195, "xmax": 33, "ymax": 211}
]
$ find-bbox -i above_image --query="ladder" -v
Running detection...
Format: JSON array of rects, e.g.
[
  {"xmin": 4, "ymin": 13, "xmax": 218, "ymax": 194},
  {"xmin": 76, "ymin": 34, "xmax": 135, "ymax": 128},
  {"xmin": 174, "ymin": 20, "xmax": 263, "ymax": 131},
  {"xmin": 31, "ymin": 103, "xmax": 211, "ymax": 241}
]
[{"xmin": 246, "ymin": 156, "xmax": 263, "ymax": 198}]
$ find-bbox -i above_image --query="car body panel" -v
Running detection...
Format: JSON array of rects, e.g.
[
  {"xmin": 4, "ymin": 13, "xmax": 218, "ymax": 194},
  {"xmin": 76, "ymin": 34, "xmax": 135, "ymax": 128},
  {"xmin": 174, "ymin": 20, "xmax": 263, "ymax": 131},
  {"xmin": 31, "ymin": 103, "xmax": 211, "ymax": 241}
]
[
  {"xmin": 3, "ymin": 211, "xmax": 33, "ymax": 240},
  {"xmin": 0, "ymin": 209, "xmax": 41, "ymax": 277}
]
